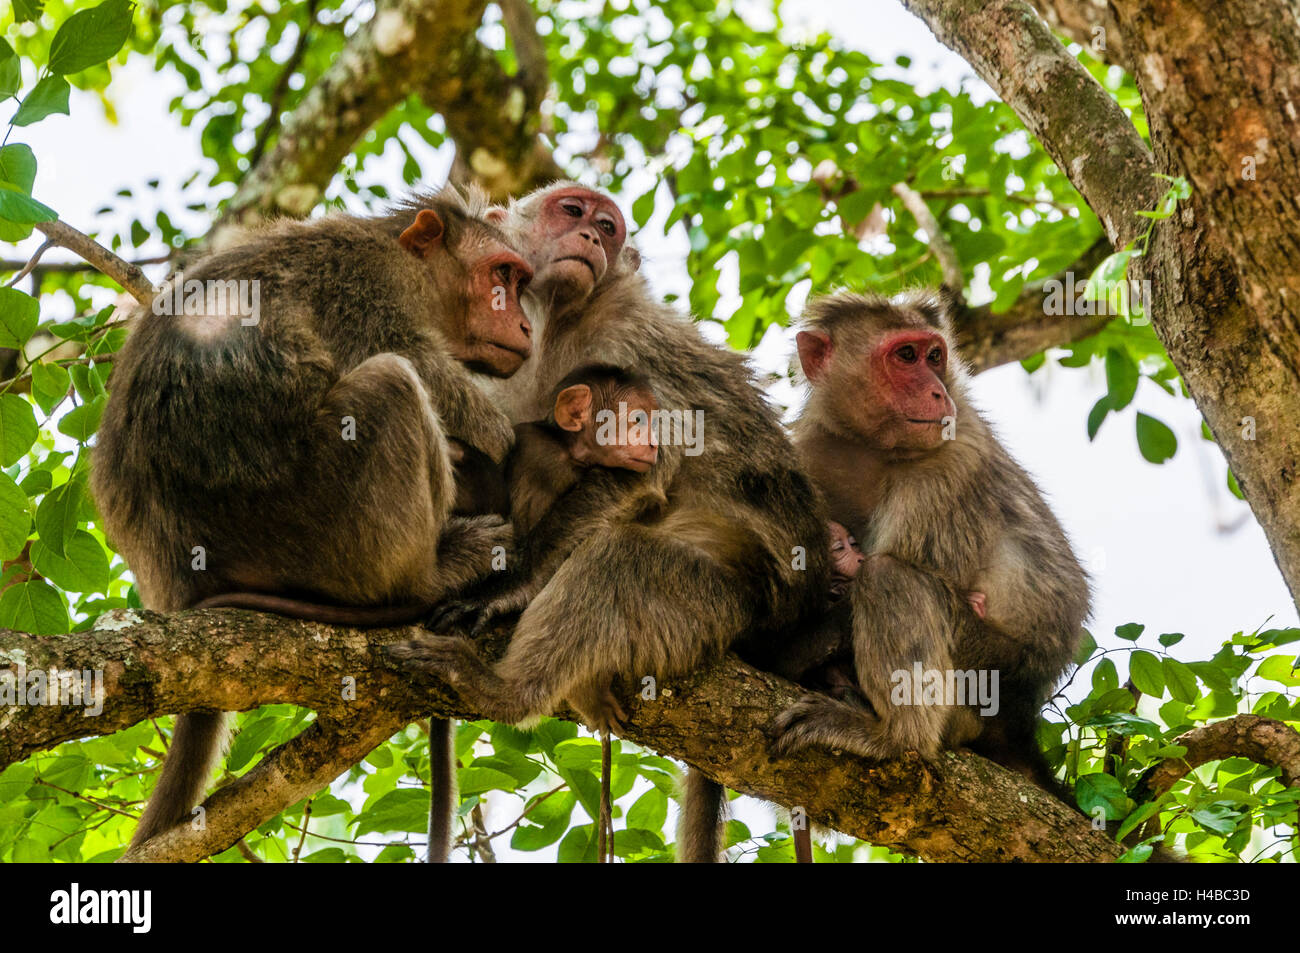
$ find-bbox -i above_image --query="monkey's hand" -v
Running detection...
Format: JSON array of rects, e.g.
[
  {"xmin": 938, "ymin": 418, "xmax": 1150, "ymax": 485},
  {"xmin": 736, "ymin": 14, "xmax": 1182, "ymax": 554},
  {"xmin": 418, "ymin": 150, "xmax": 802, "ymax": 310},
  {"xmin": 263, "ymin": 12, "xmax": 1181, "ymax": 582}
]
[
  {"xmin": 425, "ymin": 575, "xmax": 539, "ymax": 636},
  {"xmin": 387, "ymin": 635, "xmax": 530, "ymax": 724},
  {"xmin": 771, "ymin": 693, "xmax": 882, "ymax": 759}
]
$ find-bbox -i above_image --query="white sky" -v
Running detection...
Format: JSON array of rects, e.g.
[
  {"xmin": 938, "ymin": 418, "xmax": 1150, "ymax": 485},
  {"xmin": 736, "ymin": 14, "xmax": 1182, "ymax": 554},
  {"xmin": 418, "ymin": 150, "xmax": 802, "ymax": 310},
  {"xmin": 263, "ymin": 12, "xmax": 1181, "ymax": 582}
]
[{"xmin": 7, "ymin": 0, "xmax": 1296, "ymax": 859}]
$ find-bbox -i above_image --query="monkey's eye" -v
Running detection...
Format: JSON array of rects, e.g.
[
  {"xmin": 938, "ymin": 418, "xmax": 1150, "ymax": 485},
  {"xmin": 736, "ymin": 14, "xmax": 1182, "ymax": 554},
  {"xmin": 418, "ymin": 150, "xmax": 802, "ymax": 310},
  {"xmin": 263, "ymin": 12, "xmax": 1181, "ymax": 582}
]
[
  {"xmin": 597, "ymin": 218, "xmax": 616, "ymax": 236},
  {"xmin": 561, "ymin": 202, "xmax": 583, "ymax": 217},
  {"xmin": 927, "ymin": 347, "xmax": 943, "ymax": 366},
  {"xmin": 896, "ymin": 344, "xmax": 917, "ymax": 363},
  {"xmin": 493, "ymin": 264, "xmax": 515, "ymax": 287}
]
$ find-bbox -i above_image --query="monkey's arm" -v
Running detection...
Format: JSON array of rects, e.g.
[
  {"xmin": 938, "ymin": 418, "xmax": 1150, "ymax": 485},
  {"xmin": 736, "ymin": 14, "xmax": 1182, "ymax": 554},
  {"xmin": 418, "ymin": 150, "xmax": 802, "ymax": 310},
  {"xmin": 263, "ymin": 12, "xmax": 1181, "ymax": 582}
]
[{"xmin": 410, "ymin": 345, "xmax": 516, "ymax": 463}]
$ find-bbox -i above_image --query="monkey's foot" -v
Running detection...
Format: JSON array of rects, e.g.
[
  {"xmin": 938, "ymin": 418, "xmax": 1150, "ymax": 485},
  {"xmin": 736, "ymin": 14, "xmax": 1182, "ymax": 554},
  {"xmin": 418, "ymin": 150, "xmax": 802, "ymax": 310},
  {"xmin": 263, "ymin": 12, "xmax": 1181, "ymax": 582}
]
[
  {"xmin": 387, "ymin": 635, "xmax": 533, "ymax": 724},
  {"xmin": 771, "ymin": 693, "xmax": 881, "ymax": 759},
  {"xmin": 568, "ymin": 682, "xmax": 628, "ymax": 735}
]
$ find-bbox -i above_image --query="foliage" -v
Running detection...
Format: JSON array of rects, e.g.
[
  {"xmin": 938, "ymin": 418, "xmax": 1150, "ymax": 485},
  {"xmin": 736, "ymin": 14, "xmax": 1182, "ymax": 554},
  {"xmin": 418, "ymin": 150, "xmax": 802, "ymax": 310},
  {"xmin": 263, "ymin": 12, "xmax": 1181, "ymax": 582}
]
[{"xmin": 0, "ymin": 0, "xmax": 1292, "ymax": 863}]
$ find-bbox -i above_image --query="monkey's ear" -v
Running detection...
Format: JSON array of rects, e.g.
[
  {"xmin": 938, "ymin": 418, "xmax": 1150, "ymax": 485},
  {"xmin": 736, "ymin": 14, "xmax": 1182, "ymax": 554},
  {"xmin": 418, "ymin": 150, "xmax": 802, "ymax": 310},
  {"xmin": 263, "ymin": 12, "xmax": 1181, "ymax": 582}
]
[
  {"xmin": 399, "ymin": 209, "xmax": 446, "ymax": 257},
  {"xmin": 621, "ymin": 246, "xmax": 641, "ymax": 273},
  {"xmin": 554, "ymin": 384, "xmax": 594, "ymax": 432},
  {"xmin": 795, "ymin": 329, "xmax": 833, "ymax": 382},
  {"xmin": 485, "ymin": 207, "xmax": 508, "ymax": 225}
]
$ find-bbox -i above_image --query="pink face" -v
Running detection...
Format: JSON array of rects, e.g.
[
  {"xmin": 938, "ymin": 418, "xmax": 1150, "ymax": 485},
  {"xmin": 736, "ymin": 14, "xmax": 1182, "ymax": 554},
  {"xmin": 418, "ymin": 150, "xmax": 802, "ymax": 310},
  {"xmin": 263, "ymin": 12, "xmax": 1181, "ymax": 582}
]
[
  {"xmin": 871, "ymin": 329, "xmax": 956, "ymax": 436},
  {"xmin": 527, "ymin": 187, "xmax": 628, "ymax": 304},
  {"xmin": 463, "ymin": 244, "xmax": 534, "ymax": 376}
]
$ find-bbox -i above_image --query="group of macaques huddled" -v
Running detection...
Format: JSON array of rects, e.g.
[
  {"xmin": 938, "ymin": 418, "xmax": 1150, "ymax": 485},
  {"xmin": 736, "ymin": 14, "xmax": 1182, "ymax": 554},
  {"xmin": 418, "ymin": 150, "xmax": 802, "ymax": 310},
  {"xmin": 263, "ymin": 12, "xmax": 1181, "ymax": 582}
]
[{"xmin": 92, "ymin": 182, "xmax": 1089, "ymax": 863}]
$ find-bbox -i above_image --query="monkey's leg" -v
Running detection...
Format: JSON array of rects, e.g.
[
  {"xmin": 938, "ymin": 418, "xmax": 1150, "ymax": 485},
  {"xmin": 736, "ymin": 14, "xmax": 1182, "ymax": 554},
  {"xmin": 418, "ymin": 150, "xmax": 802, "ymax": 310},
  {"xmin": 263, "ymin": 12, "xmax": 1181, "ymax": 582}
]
[{"xmin": 394, "ymin": 515, "xmax": 756, "ymax": 724}]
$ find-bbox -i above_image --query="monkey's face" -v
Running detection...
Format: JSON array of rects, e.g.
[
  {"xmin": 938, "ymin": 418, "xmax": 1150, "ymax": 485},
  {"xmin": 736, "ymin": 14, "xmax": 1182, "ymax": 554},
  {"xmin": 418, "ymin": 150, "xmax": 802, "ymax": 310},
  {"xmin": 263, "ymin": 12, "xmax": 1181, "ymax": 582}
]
[
  {"xmin": 522, "ymin": 187, "xmax": 628, "ymax": 307},
  {"xmin": 459, "ymin": 242, "xmax": 535, "ymax": 377},
  {"xmin": 582, "ymin": 397, "xmax": 659, "ymax": 473},
  {"xmin": 828, "ymin": 520, "xmax": 865, "ymax": 582},
  {"xmin": 799, "ymin": 324, "xmax": 957, "ymax": 453}
]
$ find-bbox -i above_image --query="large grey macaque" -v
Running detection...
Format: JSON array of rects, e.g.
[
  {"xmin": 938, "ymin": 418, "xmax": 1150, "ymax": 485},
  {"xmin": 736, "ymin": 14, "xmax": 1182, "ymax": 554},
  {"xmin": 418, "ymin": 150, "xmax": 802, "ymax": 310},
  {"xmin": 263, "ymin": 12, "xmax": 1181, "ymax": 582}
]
[
  {"xmin": 773, "ymin": 290, "xmax": 1091, "ymax": 793},
  {"xmin": 94, "ymin": 187, "xmax": 533, "ymax": 853},
  {"xmin": 391, "ymin": 182, "xmax": 832, "ymax": 863}
]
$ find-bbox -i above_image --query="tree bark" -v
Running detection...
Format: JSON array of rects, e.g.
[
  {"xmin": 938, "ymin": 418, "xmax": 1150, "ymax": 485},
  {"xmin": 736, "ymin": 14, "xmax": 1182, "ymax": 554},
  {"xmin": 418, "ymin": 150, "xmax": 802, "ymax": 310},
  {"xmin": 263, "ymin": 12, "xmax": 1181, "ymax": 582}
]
[{"xmin": 0, "ymin": 609, "xmax": 1121, "ymax": 863}]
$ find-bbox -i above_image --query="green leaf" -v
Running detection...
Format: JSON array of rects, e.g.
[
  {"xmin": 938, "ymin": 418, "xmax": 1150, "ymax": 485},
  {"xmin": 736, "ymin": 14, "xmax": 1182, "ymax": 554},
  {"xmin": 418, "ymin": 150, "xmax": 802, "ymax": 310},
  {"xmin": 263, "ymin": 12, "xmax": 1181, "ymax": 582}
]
[
  {"xmin": 0, "ymin": 471, "xmax": 29, "ymax": 561},
  {"xmin": 0, "ymin": 394, "xmax": 37, "ymax": 466},
  {"xmin": 0, "ymin": 182, "xmax": 55, "ymax": 223},
  {"xmin": 31, "ymin": 530, "xmax": 110, "ymax": 594},
  {"xmin": 627, "ymin": 786, "xmax": 668, "ymax": 832},
  {"xmin": 13, "ymin": 0, "xmax": 44, "ymax": 24},
  {"xmin": 0, "ymin": 42, "xmax": 19, "ymax": 101},
  {"xmin": 456, "ymin": 766, "xmax": 519, "ymax": 797},
  {"xmin": 1158, "ymin": 632, "xmax": 1185, "ymax": 648},
  {"xmin": 1128, "ymin": 650, "xmax": 1164, "ymax": 697},
  {"xmin": 48, "ymin": 0, "xmax": 136, "ymax": 76},
  {"xmin": 0, "ymin": 288, "xmax": 38, "ymax": 350},
  {"xmin": 1086, "ymin": 396, "xmax": 1110, "ymax": 441},
  {"xmin": 34, "ymin": 480, "xmax": 82, "ymax": 557},
  {"xmin": 226, "ymin": 715, "xmax": 285, "ymax": 772},
  {"xmin": 57, "ymin": 394, "xmax": 105, "ymax": 442},
  {"xmin": 1104, "ymin": 348, "xmax": 1138, "ymax": 410},
  {"xmin": 354, "ymin": 788, "xmax": 429, "ymax": 836},
  {"xmin": 29, "ymin": 362, "xmax": 71, "ymax": 415},
  {"xmin": 511, "ymin": 791, "xmax": 576, "ymax": 851},
  {"xmin": 12, "ymin": 75, "xmax": 71, "ymax": 127},
  {"xmin": 1257, "ymin": 654, "xmax": 1300, "ymax": 687},
  {"xmin": 0, "ymin": 580, "xmax": 69, "ymax": 634},
  {"xmin": 1161, "ymin": 657, "xmax": 1199, "ymax": 703},
  {"xmin": 1114, "ymin": 622, "xmax": 1145, "ymax": 642},
  {"xmin": 1135, "ymin": 413, "xmax": 1177, "ymax": 464},
  {"xmin": 1115, "ymin": 800, "xmax": 1163, "ymax": 842},
  {"xmin": 1074, "ymin": 772, "xmax": 1128, "ymax": 820},
  {"xmin": 1226, "ymin": 468, "xmax": 1244, "ymax": 500},
  {"xmin": 0, "ymin": 144, "xmax": 37, "ymax": 194},
  {"xmin": 1091, "ymin": 657, "xmax": 1118, "ymax": 694}
]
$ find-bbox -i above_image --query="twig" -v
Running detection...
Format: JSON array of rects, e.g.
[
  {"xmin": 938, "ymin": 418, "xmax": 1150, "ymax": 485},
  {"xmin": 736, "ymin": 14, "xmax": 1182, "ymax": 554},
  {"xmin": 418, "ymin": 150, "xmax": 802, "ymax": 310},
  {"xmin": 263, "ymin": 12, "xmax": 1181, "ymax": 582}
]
[
  {"xmin": 248, "ymin": 0, "xmax": 322, "ymax": 168},
  {"xmin": 470, "ymin": 802, "xmax": 497, "ymax": 863},
  {"xmin": 33, "ymin": 220, "xmax": 154, "ymax": 303},
  {"xmin": 292, "ymin": 799, "xmax": 313, "ymax": 862},
  {"xmin": 919, "ymin": 187, "xmax": 1075, "ymax": 214},
  {"xmin": 892, "ymin": 181, "xmax": 964, "ymax": 290},
  {"xmin": 234, "ymin": 838, "xmax": 265, "ymax": 863},
  {"xmin": 6, "ymin": 239, "xmax": 55, "ymax": 288},
  {"xmin": 34, "ymin": 778, "xmax": 137, "ymax": 820}
]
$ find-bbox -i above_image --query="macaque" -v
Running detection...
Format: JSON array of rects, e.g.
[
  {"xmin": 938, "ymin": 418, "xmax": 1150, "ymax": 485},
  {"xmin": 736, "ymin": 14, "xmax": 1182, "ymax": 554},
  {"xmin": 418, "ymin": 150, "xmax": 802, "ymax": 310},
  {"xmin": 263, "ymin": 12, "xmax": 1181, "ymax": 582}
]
[
  {"xmin": 93, "ymin": 187, "xmax": 532, "ymax": 856},
  {"xmin": 391, "ymin": 183, "xmax": 831, "ymax": 863},
  {"xmin": 827, "ymin": 520, "xmax": 865, "ymax": 598},
  {"xmin": 773, "ymin": 290, "xmax": 1090, "ymax": 794},
  {"xmin": 507, "ymin": 363, "xmax": 662, "ymax": 536}
]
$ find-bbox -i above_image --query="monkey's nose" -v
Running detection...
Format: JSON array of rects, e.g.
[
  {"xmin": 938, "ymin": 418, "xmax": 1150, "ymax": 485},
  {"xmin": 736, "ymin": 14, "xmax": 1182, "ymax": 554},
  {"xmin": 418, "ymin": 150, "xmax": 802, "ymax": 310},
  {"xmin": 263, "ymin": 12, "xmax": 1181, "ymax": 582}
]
[{"xmin": 578, "ymin": 229, "xmax": 601, "ymax": 245}]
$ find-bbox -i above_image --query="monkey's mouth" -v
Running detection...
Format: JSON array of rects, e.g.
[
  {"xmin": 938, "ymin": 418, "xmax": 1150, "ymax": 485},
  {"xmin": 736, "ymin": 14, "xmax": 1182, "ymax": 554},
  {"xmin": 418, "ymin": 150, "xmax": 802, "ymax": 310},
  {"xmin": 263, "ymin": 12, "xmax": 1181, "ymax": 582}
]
[
  {"xmin": 553, "ymin": 255, "xmax": 598, "ymax": 278},
  {"xmin": 906, "ymin": 418, "xmax": 945, "ymax": 425}
]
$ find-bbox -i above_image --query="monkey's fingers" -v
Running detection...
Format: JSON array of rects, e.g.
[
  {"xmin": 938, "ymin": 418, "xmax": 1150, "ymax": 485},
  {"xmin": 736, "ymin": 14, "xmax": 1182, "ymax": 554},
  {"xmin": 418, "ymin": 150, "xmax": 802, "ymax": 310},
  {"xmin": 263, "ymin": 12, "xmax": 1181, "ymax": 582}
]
[
  {"xmin": 386, "ymin": 635, "xmax": 480, "ymax": 681},
  {"xmin": 602, "ymin": 688, "xmax": 629, "ymax": 733},
  {"xmin": 770, "ymin": 694, "xmax": 849, "ymax": 757}
]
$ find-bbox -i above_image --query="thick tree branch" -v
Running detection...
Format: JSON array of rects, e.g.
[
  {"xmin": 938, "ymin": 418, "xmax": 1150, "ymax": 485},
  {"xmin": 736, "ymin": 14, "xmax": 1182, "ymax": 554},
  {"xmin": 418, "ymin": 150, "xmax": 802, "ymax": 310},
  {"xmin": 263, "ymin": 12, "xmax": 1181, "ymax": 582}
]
[
  {"xmin": 0, "ymin": 609, "xmax": 1120, "ymax": 863},
  {"xmin": 1026, "ymin": 0, "xmax": 1130, "ymax": 71},
  {"xmin": 956, "ymin": 237, "xmax": 1112, "ymax": 373},
  {"xmin": 1138, "ymin": 715, "xmax": 1300, "ymax": 799},
  {"xmin": 899, "ymin": 0, "xmax": 1160, "ymax": 247},
  {"xmin": 419, "ymin": 0, "xmax": 563, "ymax": 200}
]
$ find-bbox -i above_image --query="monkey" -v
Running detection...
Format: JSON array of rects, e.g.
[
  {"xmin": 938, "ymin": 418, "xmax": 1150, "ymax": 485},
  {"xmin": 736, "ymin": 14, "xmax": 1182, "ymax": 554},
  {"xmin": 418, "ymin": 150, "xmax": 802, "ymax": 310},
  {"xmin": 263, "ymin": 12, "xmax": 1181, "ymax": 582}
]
[
  {"xmin": 509, "ymin": 361, "xmax": 663, "ymax": 863},
  {"xmin": 827, "ymin": 520, "xmax": 865, "ymax": 598},
  {"xmin": 390, "ymin": 182, "xmax": 832, "ymax": 863},
  {"xmin": 507, "ymin": 362, "xmax": 662, "ymax": 536},
  {"xmin": 92, "ymin": 186, "xmax": 534, "ymax": 858},
  {"xmin": 770, "ymin": 289, "xmax": 1091, "ymax": 798}
]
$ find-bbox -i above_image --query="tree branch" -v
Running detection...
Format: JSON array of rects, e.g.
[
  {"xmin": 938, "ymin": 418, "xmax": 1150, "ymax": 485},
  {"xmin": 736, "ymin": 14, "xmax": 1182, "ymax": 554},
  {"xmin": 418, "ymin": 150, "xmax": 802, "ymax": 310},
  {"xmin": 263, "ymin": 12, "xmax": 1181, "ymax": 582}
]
[
  {"xmin": 1, "ymin": 608, "xmax": 1121, "ymax": 863},
  {"xmin": 892, "ymin": 182, "xmax": 964, "ymax": 290},
  {"xmin": 956, "ymin": 237, "xmax": 1113, "ymax": 373},
  {"xmin": 1026, "ymin": 0, "xmax": 1130, "ymax": 71},
  {"xmin": 899, "ymin": 0, "xmax": 1159, "ymax": 247},
  {"xmin": 1138, "ymin": 715, "xmax": 1300, "ymax": 800},
  {"xmin": 31, "ymin": 220, "xmax": 154, "ymax": 303}
]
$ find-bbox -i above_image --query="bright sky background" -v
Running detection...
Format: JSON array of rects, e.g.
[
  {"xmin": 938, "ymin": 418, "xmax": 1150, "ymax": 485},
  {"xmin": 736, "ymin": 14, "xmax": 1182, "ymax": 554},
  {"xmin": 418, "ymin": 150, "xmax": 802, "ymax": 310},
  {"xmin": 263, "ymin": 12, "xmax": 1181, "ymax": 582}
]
[{"xmin": 8, "ymin": 0, "xmax": 1297, "ymax": 859}]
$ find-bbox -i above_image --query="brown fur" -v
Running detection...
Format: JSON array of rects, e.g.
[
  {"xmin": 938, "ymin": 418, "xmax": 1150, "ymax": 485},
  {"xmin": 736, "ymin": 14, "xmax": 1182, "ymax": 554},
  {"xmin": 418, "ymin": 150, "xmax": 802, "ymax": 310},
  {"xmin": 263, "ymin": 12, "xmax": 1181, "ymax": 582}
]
[
  {"xmin": 391, "ymin": 184, "xmax": 831, "ymax": 862},
  {"xmin": 94, "ymin": 186, "xmax": 528, "ymax": 852}
]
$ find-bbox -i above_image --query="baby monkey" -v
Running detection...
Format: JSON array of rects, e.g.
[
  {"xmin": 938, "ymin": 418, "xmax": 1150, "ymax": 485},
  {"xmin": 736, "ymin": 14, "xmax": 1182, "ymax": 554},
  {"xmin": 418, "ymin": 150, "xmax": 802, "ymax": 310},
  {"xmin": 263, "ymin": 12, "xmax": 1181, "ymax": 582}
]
[{"xmin": 507, "ymin": 363, "xmax": 662, "ymax": 536}]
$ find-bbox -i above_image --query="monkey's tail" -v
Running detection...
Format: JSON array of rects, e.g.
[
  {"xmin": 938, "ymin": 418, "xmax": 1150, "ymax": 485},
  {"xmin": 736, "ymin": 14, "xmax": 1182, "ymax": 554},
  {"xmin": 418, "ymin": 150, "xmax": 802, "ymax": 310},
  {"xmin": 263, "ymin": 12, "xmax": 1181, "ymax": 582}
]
[
  {"xmin": 129, "ymin": 711, "xmax": 230, "ymax": 850},
  {"xmin": 194, "ymin": 592, "xmax": 429, "ymax": 627},
  {"xmin": 678, "ymin": 768, "xmax": 727, "ymax": 862},
  {"xmin": 427, "ymin": 717, "xmax": 455, "ymax": 863}
]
